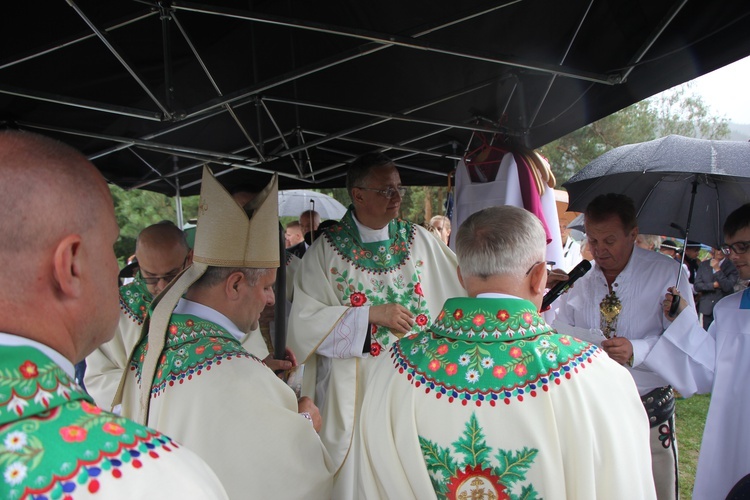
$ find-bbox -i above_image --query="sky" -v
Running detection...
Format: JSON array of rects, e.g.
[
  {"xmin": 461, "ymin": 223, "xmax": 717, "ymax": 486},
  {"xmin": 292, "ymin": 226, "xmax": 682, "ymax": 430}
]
[{"xmin": 664, "ymin": 55, "xmax": 750, "ymax": 124}]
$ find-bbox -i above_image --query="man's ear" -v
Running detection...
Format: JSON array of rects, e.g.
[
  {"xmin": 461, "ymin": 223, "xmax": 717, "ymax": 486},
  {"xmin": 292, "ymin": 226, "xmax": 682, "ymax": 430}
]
[
  {"xmin": 52, "ymin": 234, "xmax": 83, "ymax": 298},
  {"xmin": 456, "ymin": 265, "xmax": 465, "ymax": 289},
  {"xmin": 224, "ymin": 271, "xmax": 245, "ymax": 300},
  {"xmin": 351, "ymin": 187, "xmax": 365, "ymax": 206},
  {"xmin": 529, "ymin": 261, "xmax": 548, "ymax": 296},
  {"xmin": 185, "ymin": 248, "xmax": 194, "ymax": 266}
]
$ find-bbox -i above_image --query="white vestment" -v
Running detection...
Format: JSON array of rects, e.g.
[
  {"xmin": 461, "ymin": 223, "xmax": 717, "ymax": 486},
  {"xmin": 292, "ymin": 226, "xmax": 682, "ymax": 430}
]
[
  {"xmin": 643, "ymin": 289, "xmax": 750, "ymax": 499},
  {"xmin": 288, "ymin": 209, "xmax": 465, "ymax": 497},
  {"xmin": 357, "ymin": 296, "xmax": 656, "ymax": 499},
  {"xmin": 120, "ymin": 299, "xmax": 333, "ymax": 499}
]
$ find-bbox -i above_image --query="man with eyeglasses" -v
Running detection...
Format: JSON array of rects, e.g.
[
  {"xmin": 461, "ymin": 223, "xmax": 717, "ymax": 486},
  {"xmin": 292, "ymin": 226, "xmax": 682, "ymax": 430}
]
[
  {"xmin": 84, "ymin": 222, "xmax": 193, "ymax": 411},
  {"xmin": 288, "ymin": 152, "xmax": 465, "ymax": 497},
  {"xmin": 644, "ymin": 203, "xmax": 750, "ymax": 499}
]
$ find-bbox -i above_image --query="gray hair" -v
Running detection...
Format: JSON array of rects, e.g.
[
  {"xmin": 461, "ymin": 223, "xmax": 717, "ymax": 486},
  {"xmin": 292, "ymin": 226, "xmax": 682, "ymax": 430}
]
[
  {"xmin": 345, "ymin": 152, "xmax": 393, "ymax": 201},
  {"xmin": 193, "ymin": 266, "xmax": 273, "ymax": 289},
  {"xmin": 456, "ymin": 206, "xmax": 546, "ymax": 280}
]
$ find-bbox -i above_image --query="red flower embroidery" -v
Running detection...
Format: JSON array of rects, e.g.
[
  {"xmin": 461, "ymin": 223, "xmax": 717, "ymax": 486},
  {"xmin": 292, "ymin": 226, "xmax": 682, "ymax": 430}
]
[
  {"xmin": 514, "ymin": 364, "xmax": 528, "ymax": 377},
  {"xmin": 19, "ymin": 361, "xmax": 38, "ymax": 379},
  {"xmin": 496, "ymin": 310, "xmax": 510, "ymax": 322},
  {"xmin": 472, "ymin": 314, "xmax": 486, "ymax": 326},
  {"xmin": 493, "ymin": 366, "xmax": 507, "ymax": 378},
  {"xmin": 371, "ymin": 324, "xmax": 378, "ymax": 334},
  {"xmin": 414, "ymin": 282, "xmax": 424, "ymax": 296},
  {"xmin": 169, "ymin": 325, "xmax": 178, "ymax": 335},
  {"xmin": 209, "ymin": 337, "xmax": 218, "ymax": 343},
  {"xmin": 509, "ymin": 347, "xmax": 522, "ymax": 358},
  {"xmin": 453, "ymin": 309, "xmax": 464, "ymax": 321},
  {"xmin": 370, "ymin": 342, "xmax": 382, "ymax": 357},
  {"xmin": 186, "ymin": 319, "xmax": 194, "ymax": 327},
  {"xmin": 212, "ymin": 344, "xmax": 222, "ymax": 351},
  {"xmin": 522, "ymin": 312, "xmax": 533, "ymax": 325},
  {"xmin": 560, "ymin": 336, "xmax": 571, "ymax": 345},
  {"xmin": 445, "ymin": 363, "xmax": 458, "ymax": 376},
  {"xmin": 428, "ymin": 359, "xmax": 441, "ymax": 371},
  {"xmin": 102, "ymin": 422, "xmax": 125, "ymax": 436},
  {"xmin": 80, "ymin": 401, "xmax": 102, "ymax": 415},
  {"xmin": 350, "ymin": 292, "xmax": 367, "ymax": 307},
  {"xmin": 437, "ymin": 310, "xmax": 446, "ymax": 321},
  {"xmin": 60, "ymin": 425, "xmax": 87, "ymax": 442},
  {"xmin": 415, "ymin": 314, "xmax": 428, "ymax": 326},
  {"xmin": 195, "ymin": 346, "xmax": 206, "ymax": 355},
  {"xmin": 437, "ymin": 344, "xmax": 449, "ymax": 355}
]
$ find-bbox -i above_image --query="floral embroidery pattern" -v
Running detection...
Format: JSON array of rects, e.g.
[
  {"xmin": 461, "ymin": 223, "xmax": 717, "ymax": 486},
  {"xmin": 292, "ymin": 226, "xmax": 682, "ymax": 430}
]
[
  {"xmin": 129, "ymin": 314, "xmax": 263, "ymax": 397},
  {"xmin": 394, "ymin": 298, "xmax": 600, "ymax": 406},
  {"xmin": 435, "ymin": 298, "xmax": 553, "ymax": 340},
  {"xmin": 120, "ymin": 278, "xmax": 152, "ymax": 325},
  {"xmin": 658, "ymin": 423, "xmax": 673, "ymax": 449},
  {"xmin": 1, "ymin": 346, "xmax": 182, "ymax": 499},
  {"xmin": 420, "ymin": 412, "xmax": 539, "ymax": 500},
  {"xmin": 0, "ymin": 350, "xmax": 77, "ymax": 418}
]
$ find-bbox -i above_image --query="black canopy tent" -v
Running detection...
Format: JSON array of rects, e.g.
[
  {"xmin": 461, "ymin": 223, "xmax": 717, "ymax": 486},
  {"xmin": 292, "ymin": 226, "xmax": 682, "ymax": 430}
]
[{"xmin": 2, "ymin": 0, "xmax": 750, "ymax": 196}]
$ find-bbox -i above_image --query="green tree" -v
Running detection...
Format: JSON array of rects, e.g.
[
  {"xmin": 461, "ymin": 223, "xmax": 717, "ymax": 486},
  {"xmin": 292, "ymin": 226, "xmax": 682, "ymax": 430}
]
[{"xmin": 540, "ymin": 84, "xmax": 730, "ymax": 184}]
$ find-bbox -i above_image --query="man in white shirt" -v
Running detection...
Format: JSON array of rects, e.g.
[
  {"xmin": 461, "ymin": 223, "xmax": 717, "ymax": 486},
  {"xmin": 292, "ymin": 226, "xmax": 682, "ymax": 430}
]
[{"xmin": 551, "ymin": 193, "xmax": 693, "ymax": 500}]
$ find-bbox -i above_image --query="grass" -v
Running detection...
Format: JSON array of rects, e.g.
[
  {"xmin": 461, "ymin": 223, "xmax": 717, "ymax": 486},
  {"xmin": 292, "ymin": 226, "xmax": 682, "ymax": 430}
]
[{"xmin": 675, "ymin": 393, "xmax": 711, "ymax": 497}]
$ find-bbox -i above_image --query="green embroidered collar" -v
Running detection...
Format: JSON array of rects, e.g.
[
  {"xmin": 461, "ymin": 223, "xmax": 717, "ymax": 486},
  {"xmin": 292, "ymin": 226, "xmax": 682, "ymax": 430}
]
[
  {"xmin": 0, "ymin": 346, "xmax": 90, "ymax": 424},
  {"xmin": 119, "ymin": 277, "xmax": 152, "ymax": 324},
  {"xmin": 432, "ymin": 297, "xmax": 553, "ymax": 341},
  {"xmin": 324, "ymin": 207, "xmax": 414, "ymax": 272}
]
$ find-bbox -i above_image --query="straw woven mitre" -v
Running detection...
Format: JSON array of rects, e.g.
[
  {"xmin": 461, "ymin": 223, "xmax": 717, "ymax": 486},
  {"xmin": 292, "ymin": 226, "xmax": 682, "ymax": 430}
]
[
  {"xmin": 193, "ymin": 166, "xmax": 280, "ymax": 268},
  {"xmin": 129, "ymin": 167, "xmax": 280, "ymax": 423}
]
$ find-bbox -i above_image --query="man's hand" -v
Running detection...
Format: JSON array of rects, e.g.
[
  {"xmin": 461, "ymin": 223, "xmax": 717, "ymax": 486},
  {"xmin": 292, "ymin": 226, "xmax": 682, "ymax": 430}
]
[
  {"xmin": 368, "ymin": 304, "xmax": 414, "ymax": 335},
  {"xmin": 601, "ymin": 337, "xmax": 633, "ymax": 365},
  {"xmin": 662, "ymin": 287, "xmax": 688, "ymax": 321},
  {"xmin": 546, "ymin": 268, "xmax": 570, "ymax": 290},
  {"xmin": 298, "ymin": 396, "xmax": 322, "ymax": 432},
  {"xmin": 263, "ymin": 347, "xmax": 298, "ymax": 376}
]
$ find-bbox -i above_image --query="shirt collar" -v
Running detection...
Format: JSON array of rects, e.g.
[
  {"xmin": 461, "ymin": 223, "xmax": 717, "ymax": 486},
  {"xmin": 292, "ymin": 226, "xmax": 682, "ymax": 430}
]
[
  {"xmin": 351, "ymin": 212, "xmax": 391, "ymax": 243},
  {"xmin": 173, "ymin": 299, "xmax": 246, "ymax": 341},
  {"xmin": 0, "ymin": 332, "xmax": 75, "ymax": 378}
]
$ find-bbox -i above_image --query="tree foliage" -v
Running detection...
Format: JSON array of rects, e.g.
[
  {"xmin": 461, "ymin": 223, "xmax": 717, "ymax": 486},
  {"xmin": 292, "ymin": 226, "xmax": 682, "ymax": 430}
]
[{"xmin": 539, "ymin": 85, "xmax": 730, "ymax": 184}]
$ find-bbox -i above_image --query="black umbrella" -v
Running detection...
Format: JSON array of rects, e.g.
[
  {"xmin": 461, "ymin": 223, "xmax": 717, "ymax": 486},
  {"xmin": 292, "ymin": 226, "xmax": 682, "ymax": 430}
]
[{"xmin": 564, "ymin": 135, "xmax": 750, "ymax": 249}]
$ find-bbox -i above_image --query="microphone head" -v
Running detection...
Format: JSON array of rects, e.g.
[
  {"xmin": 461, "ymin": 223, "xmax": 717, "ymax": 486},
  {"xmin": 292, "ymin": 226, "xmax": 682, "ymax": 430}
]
[{"xmin": 569, "ymin": 259, "xmax": 592, "ymax": 279}]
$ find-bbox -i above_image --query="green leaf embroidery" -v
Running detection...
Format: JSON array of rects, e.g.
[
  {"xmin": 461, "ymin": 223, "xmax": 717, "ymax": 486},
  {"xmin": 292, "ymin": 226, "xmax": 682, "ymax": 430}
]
[
  {"xmin": 495, "ymin": 447, "xmax": 538, "ymax": 487},
  {"xmin": 419, "ymin": 436, "xmax": 456, "ymax": 494},
  {"xmin": 453, "ymin": 413, "xmax": 491, "ymax": 467}
]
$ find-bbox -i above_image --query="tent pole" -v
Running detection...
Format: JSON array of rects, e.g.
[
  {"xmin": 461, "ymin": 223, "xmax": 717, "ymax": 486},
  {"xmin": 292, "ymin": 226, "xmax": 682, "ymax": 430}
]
[{"xmin": 173, "ymin": 157, "xmax": 184, "ymax": 229}]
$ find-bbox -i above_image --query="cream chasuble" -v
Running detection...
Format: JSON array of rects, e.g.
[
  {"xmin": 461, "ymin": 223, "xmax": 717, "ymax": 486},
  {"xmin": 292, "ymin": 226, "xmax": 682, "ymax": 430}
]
[
  {"xmin": 288, "ymin": 208, "xmax": 465, "ymax": 496},
  {"xmin": 0, "ymin": 340, "xmax": 228, "ymax": 499},
  {"xmin": 119, "ymin": 302, "xmax": 333, "ymax": 499},
  {"xmin": 357, "ymin": 297, "xmax": 656, "ymax": 499}
]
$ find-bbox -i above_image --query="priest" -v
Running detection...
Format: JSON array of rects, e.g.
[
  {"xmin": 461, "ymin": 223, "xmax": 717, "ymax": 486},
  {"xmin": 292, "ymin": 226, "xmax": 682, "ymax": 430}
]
[
  {"xmin": 118, "ymin": 168, "xmax": 333, "ymax": 499},
  {"xmin": 0, "ymin": 130, "xmax": 227, "ymax": 499},
  {"xmin": 288, "ymin": 152, "xmax": 466, "ymax": 496}
]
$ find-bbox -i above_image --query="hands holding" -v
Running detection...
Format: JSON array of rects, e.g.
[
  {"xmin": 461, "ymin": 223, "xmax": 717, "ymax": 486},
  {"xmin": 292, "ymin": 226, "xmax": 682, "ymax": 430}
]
[
  {"xmin": 663, "ymin": 287, "xmax": 688, "ymax": 321},
  {"xmin": 263, "ymin": 347, "xmax": 298, "ymax": 376},
  {"xmin": 368, "ymin": 303, "xmax": 414, "ymax": 335},
  {"xmin": 546, "ymin": 268, "xmax": 570, "ymax": 289},
  {"xmin": 601, "ymin": 337, "xmax": 634, "ymax": 366},
  {"xmin": 297, "ymin": 396, "xmax": 322, "ymax": 432}
]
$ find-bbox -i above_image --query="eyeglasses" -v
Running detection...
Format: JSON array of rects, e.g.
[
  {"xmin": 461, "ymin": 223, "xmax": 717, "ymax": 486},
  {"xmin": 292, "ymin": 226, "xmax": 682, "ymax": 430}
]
[
  {"xmin": 356, "ymin": 186, "xmax": 407, "ymax": 199},
  {"xmin": 138, "ymin": 255, "xmax": 189, "ymax": 285},
  {"xmin": 525, "ymin": 261, "xmax": 555, "ymax": 276},
  {"xmin": 720, "ymin": 241, "xmax": 750, "ymax": 255}
]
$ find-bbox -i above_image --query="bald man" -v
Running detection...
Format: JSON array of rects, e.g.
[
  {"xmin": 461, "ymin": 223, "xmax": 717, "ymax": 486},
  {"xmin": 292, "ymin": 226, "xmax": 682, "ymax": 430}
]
[
  {"xmin": 84, "ymin": 222, "xmax": 193, "ymax": 410},
  {"xmin": 0, "ymin": 130, "xmax": 227, "ymax": 498}
]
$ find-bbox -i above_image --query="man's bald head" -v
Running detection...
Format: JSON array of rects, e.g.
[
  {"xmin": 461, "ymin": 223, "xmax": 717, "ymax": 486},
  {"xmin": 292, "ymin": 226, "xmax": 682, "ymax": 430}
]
[
  {"xmin": 0, "ymin": 130, "xmax": 120, "ymax": 362},
  {"xmin": 0, "ymin": 130, "xmax": 109, "ymax": 257},
  {"xmin": 135, "ymin": 222, "xmax": 192, "ymax": 296}
]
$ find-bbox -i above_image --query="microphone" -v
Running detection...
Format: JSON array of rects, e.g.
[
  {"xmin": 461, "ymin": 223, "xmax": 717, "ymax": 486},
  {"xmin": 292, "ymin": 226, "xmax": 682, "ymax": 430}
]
[{"xmin": 541, "ymin": 260, "xmax": 592, "ymax": 310}]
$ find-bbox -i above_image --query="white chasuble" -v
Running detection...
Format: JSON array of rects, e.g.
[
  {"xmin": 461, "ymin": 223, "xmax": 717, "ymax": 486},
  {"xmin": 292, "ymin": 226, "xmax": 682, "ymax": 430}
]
[
  {"xmin": 288, "ymin": 209, "xmax": 465, "ymax": 496},
  {"xmin": 357, "ymin": 297, "xmax": 656, "ymax": 499},
  {"xmin": 120, "ymin": 309, "xmax": 334, "ymax": 499}
]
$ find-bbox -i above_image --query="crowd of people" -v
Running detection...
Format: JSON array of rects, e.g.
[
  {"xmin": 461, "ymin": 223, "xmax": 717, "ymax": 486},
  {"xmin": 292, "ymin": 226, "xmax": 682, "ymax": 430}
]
[{"xmin": 2, "ymin": 129, "xmax": 749, "ymax": 499}]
